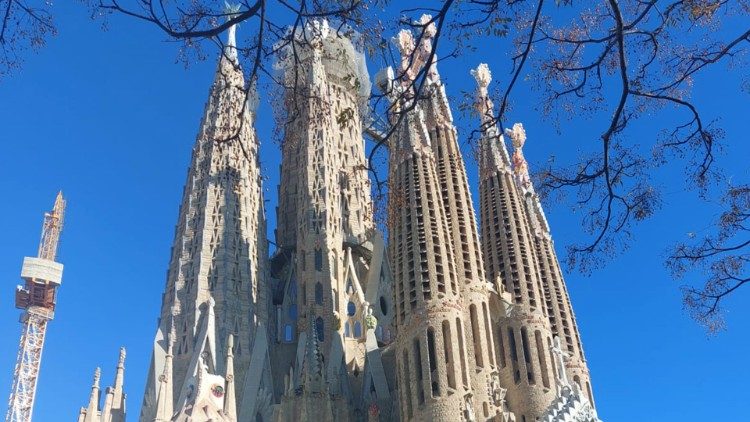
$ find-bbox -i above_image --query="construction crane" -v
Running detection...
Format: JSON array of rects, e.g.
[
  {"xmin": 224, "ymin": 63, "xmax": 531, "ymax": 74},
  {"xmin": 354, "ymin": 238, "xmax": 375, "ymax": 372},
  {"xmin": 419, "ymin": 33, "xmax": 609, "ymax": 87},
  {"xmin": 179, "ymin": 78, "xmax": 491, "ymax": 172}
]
[{"xmin": 6, "ymin": 192, "xmax": 66, "ymax": 422}]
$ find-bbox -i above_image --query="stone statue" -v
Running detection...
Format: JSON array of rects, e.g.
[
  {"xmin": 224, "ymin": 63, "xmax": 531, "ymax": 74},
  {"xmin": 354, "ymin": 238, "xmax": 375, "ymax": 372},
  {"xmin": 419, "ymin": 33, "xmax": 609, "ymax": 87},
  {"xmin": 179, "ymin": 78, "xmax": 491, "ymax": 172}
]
[
  {"xmin": 463, "ymin": 394, "xmax": 476, "ymax": 422},
  {"xmin": 551, "ymin": 336, "xmax": 570, "ymax": 387},
  {"xmin": 490, "ymin": 372, "xmax": 506, "ymax": 406},
  {"xmin": 364, "ymin": 305, "xmax": 378, "ymax": 330}
]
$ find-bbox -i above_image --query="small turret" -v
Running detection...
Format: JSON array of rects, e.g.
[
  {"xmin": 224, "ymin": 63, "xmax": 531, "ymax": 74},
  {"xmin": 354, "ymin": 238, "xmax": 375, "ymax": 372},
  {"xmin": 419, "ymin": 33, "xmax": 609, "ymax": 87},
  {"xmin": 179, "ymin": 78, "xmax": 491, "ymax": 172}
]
[
  {"xmin": 223, "ymin": 335, "xmax": 237, "ymax": 420},
  {"xmin": 77, "ymin": 348, "xmax": 128, "ymax": 422},
  {"xmin": 153, "ymin": 318, "xmax": 174, "ymax": 422},
  {"xmin": 82, "ymin": 368, "xmax": 101, "ymax": 422}
]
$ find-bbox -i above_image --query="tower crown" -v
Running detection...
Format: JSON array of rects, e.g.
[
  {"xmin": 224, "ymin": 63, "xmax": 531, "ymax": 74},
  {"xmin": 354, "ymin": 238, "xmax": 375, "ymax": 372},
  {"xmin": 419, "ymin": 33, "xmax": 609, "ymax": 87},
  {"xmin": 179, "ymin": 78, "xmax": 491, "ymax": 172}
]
[{"xmin": 472, "ymin": 63, "xmax": 511, "ymax": 175}]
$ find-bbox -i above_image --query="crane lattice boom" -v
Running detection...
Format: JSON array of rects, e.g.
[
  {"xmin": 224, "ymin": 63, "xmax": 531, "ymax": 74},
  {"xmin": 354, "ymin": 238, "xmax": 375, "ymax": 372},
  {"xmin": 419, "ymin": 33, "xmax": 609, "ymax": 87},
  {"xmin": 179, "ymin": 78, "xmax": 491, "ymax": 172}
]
[{"xmin": 6, "ymin": 193, "xmax": 65, "ymax": 422}]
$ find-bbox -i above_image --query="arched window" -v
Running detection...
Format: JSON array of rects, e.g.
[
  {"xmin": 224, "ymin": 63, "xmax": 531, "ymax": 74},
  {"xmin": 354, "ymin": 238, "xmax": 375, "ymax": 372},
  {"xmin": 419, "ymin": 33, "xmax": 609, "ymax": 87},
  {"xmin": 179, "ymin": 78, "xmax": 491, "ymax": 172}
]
[
  {"xmin": 455, "ymin": 318, "xmax": 469, "ymax": 387},
  {"xmin": 315, "ymin": 282, "xmax": 324, "ymax": 305},
  {"xmin": 442, "ymin": 320, "xmax": 456, "ymax": 389},
  {"xmin": 289, "ymin": 279, "xmax": 297, "ymax": 304},
  {"xmin": 354, "ymin": 321, "xmax": 362, "ymax": 338},
  {"xmin": 379, "ymin": 296, "xmax": 388, "ymax": 315},
  {"xmin": 315, "ymin": 317, "xmax": 325, "ymax": 342},
  {"xmin": 535, "ymin": 330, "xmax": 550, "ymax": 388},
  {"xmin": 314, "ymin": 248, "xmax": 323, "ymax": 271},
  {"xmin": 347, "ymin": 301, "xmax": 356, "ymax": 317},
  {"xmin": 427, "ymin": 327, "xmax": 440, "ymax": 396},
  {"xmin": 508, "ymin": 328, "xmax": 520, "ymax": 383},
  {"xmin": 284, "ymin": 324, "xmax": 293, "ymax": 342},
  {"xmin": 414, "ymin": 338, "xmax": 425, "ymax": 405},
  {"xmin": 470, "ymin": 305, "xmax": 483, "ymax": 368},
  {"xmin": 402, "ymin": 350, "xmax": 413, "ymax": 418},
  {"xmin": 344, "ymin": 322, "xmax": 351, "ymax": 337},
  {"xmin": 521, "ymin": 327, "xmax": 535, "ymax": 384}
]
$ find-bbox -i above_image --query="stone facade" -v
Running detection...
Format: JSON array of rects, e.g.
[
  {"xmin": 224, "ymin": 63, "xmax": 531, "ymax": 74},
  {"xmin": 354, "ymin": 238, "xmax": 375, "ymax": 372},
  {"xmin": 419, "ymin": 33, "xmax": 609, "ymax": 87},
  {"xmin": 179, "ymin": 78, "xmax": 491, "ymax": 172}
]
[{"xmin": 77, "ymin": 16, "xmax": 600, "ymax": 422}]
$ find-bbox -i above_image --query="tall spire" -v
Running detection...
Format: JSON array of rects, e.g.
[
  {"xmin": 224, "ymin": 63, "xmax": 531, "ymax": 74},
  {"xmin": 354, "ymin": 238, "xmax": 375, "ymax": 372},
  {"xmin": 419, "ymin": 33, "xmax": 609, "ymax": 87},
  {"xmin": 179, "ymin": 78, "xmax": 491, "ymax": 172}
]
[
  {"xmin": 101, "ymin": 347, "xmax": 126, "ymax": 422},
  {"xmin": 382, "ymin": 42, "xmax": 472, "ymax": 420},
  {"xmin": 83, "ymin": 368, "xmax": 101, "ymax": 422},
  {"xmin": 139, "ymin": 10, "xmax": 268, "ymax": 419},
  {"xmin": 474, "ymin": 63, "xmax": 558, "ymax": 420},
  {"xmin": 506, "ymin": 124, "xmax": 595, "ymax": 405},
  {"xmin": 409, "ymin": 27, "xmax": 500, "ymax": 417}
]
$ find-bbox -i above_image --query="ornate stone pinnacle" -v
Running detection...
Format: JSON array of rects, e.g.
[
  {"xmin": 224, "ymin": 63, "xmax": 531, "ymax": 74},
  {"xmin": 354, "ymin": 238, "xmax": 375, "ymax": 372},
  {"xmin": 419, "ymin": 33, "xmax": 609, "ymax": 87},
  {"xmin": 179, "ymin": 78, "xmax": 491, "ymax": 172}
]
[
  {"xmin": 118, "ymin": 347, "xmax": 126, "ymax": 367},
  {"xmin": 224, "ymin": 2, "xmax": 241, "ymax": 16},
  {"xmin": 505, "ymin": 123, "xmax": 526, "ymax": 150},
  {"xmin": 223, "ymin": 3, "xmax": 241, "ymax": 55},
  {"xmin": 471, "ymin": 63, "xmax": 492, "ymax": 97},
  {"xmin": 394, "ymin": 29, "xmax": 415, "ymax": 57},
  {"xmin": 93, "ymin": 367, "xmax": 101, "ymax": 387},
  {"xmin": 306, "ymin": 19, "xmax": 330, "ymax": 48},
  {"xmin": 416, "ymin": 14, "xmax": 436, "ymax": 38}
]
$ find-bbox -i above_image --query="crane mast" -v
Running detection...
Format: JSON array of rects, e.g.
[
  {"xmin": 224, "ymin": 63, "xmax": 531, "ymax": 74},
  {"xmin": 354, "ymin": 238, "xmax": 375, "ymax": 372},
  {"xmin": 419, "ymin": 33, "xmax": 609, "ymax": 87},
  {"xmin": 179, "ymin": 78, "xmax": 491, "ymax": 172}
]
[{"xmin": 6, "ymin": 193, "xmax": 66, "ymax": 422}]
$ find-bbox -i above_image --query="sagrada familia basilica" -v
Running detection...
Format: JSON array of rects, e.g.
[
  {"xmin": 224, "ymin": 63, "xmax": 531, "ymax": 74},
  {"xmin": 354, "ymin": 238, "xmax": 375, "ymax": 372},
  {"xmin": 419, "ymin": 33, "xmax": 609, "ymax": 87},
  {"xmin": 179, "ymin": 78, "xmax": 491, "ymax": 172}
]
[{"xmin": 76, "ymin": 16, "xmax": 600, "ymax": 422}]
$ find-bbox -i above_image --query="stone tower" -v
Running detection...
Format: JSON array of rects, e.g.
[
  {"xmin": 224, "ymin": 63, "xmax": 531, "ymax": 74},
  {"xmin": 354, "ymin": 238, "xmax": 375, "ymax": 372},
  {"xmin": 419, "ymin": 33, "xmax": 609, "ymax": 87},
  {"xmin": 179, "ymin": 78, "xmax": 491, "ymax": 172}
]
[
  {"xmin": 138, "ymin": 21, "xmax": 272, "ymax": 421},
  {"xmin": 473, "ymin": 64, "xmax": 558, "ymax": 421},
  {"xmin": 380, "ymin": 34, "xmax": 475, "ymax": 420},
  {"xmin": 77, "ymin": 348, "xmax": 127, "ymax": 422},
  {"xmin": 408, "ymin": 16, "xmax": 503, "ymax": 420},
  {"xmin": 505, "ymin": 123, "xmax": 594, "ymax": 406},
  {"xmin": 270, "ymin": 19, "xmax": 397, "ymax": 420}
]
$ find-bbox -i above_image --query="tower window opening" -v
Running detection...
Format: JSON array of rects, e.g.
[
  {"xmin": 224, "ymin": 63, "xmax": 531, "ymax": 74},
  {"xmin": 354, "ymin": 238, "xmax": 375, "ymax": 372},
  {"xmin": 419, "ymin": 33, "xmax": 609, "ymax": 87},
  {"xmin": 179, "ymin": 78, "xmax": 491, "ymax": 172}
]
[
  {"xmin": 315, "ymin": 317, "xmax": 325, "ymax": 342},
  {"xmin": 470, "ymin": 305, "xmax": 484, "ymax": 368},
  {"xmin": 379, "ymin": 296, "xmax": 388, "ymax": 315},
  {"xmin": 508, "ymin": 328, "xmax": 520, "ymax": 383},
  {"xmin": 482, "ymin": 302, "xmax": 495, "ymax": 366},
  {"xmin": 535, "ymin": 330, "xmax": 550, "ymax": 388},
  {"xmin": 315, "ymin": 282, "xmax": 324, "ymax": 305},
  {"xmin": 427, "ymin": 327, "xmax": 440, "ymax": 397},
  {"xmin": 496, "ymin": 327, "xmax": 507, "ymax": 368},
  {"xmin": 403, "ymin": 351, "xmax": 413, "ymax": 418},
  {"xmin": 414, "ymin": 339, "xmax": 425, "ymax": 405},
  {"xmin": 284, "ymin": 324, "xmax": 293, "ymax": 342},
  {"xmin": 520, "ymin": 327, "xmax": 535, "ymax": 385},
  {"xmin": 456, "ymin": 318, "xmax": 469, "ymax": 387},
  {"xmin": 314, "ymin": 248, "xmax": 323, "ymax": 271},
  {"xmin": 442, "ymin": 320, "xmax": 456, "ymax": 389},
  {"xmin": 347, "ymin": 301, "xmax": 356, "ymax": 316},
  {"xmin": 354, "ymin": 321, "xmax": 362, "ymax": 338}
]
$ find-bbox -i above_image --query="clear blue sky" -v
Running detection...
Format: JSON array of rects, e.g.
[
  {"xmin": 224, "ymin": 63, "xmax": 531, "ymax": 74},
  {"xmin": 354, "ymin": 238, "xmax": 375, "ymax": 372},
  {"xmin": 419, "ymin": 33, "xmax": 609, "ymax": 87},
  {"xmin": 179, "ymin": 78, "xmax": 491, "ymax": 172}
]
[{"xmin": 1, "ymin": 3, "xmax": 748, "ymax": 421}]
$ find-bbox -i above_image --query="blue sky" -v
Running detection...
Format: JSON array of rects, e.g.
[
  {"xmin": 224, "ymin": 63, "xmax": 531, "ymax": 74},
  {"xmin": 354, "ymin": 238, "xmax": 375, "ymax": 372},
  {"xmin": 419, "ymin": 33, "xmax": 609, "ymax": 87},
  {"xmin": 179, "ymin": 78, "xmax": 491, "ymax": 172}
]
[{"xmin": 0, "ymin": 3, "xmax": 748, "ymax": 421}]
